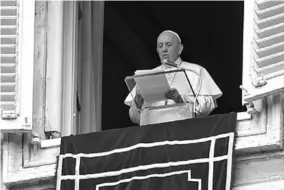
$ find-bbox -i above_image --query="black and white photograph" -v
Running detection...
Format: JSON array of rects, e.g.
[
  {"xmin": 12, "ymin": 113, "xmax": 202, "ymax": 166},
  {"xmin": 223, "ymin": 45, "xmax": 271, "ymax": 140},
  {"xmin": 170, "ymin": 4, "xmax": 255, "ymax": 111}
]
[{"xmin": 1, "ymin": 0, "xmax": 284, "ymax": 189}]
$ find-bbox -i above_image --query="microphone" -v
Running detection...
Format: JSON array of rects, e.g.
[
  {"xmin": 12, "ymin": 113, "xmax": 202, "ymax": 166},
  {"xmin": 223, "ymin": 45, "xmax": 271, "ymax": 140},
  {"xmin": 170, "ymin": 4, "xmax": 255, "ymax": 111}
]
[{"xmin": 162, "ymin": 59, "xmax": 178, "ymax": 68}]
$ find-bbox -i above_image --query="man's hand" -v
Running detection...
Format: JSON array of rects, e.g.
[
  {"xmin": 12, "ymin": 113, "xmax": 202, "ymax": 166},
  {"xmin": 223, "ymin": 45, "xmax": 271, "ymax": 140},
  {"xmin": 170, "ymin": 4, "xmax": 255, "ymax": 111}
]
[
  {"xmin": 165, "ymin": 88, "xmax": 183, "ymax": 103},
  {"xmin": 135, "ymin": 88, "xmax": 144, "ymax": 108}
]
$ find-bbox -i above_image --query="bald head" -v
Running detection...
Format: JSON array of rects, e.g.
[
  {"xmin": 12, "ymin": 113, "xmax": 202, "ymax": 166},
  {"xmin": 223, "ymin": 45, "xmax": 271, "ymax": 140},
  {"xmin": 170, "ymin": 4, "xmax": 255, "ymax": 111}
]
[{"xmin": 157, "ymin": 30, "xmax": 183, "ymax": 63}]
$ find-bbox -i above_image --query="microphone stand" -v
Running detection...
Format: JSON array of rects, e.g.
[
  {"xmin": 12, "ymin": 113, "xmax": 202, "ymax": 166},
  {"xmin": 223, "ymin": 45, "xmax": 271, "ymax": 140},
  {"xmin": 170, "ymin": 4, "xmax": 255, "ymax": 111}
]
[{"xmin": 163, "ymin": 60, "xmax": 201, "ymax": 118}]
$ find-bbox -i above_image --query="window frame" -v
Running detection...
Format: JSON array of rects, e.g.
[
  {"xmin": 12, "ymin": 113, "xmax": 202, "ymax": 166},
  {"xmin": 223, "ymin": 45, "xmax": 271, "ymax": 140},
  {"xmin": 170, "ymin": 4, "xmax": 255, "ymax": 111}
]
[{"xmin": 22, "ymin": 0, "xmax": 79, "ymax": 168}]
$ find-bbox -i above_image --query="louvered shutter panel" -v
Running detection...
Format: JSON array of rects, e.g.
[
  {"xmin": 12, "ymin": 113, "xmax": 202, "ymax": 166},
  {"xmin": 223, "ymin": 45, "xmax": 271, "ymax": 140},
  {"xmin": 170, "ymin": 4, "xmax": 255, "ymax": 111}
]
[
  {"xmin": 0, "ymin": 0, "xmax": 18, "ymax": 119},
  {"xmin": 243, "ymin": 0, "xmax": 284, "ymax": 102},
  {"xmin": 0, "ymin": 0, "xmax": 34, "ymax": 132}
]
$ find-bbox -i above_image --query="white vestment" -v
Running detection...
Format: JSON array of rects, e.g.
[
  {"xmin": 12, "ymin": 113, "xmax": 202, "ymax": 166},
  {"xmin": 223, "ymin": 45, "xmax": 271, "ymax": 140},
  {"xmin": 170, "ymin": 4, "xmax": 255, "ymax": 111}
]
[{"xmin": 125, "ymin": 57, "xmax": 222, "ymax": 126}]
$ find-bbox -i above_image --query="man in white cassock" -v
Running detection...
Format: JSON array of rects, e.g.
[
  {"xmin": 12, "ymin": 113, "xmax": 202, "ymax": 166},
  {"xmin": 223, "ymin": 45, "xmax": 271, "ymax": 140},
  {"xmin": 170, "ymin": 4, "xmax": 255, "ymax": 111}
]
[{"xmin": 125, "ymin": 30, "xmax": 222, "ymax": 126}]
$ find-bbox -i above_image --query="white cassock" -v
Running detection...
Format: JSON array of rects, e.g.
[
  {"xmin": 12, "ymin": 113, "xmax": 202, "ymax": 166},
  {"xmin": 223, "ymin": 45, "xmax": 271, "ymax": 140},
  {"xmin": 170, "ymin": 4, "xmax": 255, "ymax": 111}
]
[{"xmin": 125, "ymin": 57, "xmax": 223, "ymax": 126}]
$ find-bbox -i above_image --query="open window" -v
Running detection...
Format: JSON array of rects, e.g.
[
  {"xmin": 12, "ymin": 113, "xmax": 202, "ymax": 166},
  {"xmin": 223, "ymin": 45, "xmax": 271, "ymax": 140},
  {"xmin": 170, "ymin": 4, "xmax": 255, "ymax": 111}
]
[
  {"xmin": 102, "ymin": 1, "xmax": 284, "ymax": 156},
  {"xmin": 0, "ymin": 0, "xmax": 35, "ymax": 132},
  {"xmin": 242, "ymin": 0, "xmax": 284, "ymax": 103},
  {"xmin": 102, "ymin": 1, "xmax": 247, "ymax": 130},
  {"xmin": 2, "ymin": 1, "xmax": 284, "ymax": 188}
]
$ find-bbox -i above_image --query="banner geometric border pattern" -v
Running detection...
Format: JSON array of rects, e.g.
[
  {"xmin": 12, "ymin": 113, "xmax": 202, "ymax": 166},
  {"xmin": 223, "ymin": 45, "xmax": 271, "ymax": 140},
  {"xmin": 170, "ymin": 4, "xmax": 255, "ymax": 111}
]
[{"xmin": 56, "ymin": 132, "xmax": 234, "ymax": 190}]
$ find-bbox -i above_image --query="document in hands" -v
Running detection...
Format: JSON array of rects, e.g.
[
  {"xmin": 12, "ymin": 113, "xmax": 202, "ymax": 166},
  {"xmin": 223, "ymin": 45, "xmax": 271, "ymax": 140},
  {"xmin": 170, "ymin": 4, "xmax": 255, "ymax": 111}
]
[{"xmin": 134, "ymin": 69, "xmax": 170, "ymax": 104}]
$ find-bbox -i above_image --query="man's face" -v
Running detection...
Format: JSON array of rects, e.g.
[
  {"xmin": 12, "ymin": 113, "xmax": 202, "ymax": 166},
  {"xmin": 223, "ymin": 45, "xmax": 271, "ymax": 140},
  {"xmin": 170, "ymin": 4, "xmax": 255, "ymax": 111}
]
[{"xmin": 157, "ymin": 32, "xmax": 181, "ymax": 63}]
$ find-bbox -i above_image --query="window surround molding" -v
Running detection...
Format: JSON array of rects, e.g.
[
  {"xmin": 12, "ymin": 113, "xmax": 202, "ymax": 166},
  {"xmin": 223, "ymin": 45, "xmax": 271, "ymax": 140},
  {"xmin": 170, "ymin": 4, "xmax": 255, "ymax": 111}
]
[
  {"xmin": 21, "ymin": 0, "xmax": 78, "ymax": 168},
  {"xmin": 2, "ymin": 0, "xmax": 284, "ymax": 188}
]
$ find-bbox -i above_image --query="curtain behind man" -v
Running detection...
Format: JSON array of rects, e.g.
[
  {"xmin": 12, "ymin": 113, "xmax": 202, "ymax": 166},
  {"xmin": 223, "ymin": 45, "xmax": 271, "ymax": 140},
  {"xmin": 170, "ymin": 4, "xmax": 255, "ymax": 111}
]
[{"xmin": 77, "ymin": 1, "xmax": 104, "ymax": 134}]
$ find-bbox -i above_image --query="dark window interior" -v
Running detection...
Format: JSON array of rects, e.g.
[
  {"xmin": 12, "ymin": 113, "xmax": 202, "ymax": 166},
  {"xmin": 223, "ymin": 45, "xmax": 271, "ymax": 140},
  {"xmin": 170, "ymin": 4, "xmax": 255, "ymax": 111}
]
[{"xmin": 102, "ymin": 1, "xmax": 245, "ymax": 130}]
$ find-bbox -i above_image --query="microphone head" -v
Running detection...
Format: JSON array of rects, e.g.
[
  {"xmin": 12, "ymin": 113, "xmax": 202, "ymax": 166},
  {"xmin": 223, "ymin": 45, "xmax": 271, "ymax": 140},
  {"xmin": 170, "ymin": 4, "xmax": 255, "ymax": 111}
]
[
  {"xmin": 162, "ymin": 59, "xmax": 177, "ymax": 68},
  {"xmin": 162, "ymin": 59, "xmax": 168, "ymax": 64}
]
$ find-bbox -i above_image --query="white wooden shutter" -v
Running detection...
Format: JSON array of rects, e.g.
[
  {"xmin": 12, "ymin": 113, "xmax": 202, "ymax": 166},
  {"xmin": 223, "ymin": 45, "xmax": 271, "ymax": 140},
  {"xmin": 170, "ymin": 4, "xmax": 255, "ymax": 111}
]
[
  {"xmin": 242, "ymin": 0, "xmax": 284, "ymax": 103},
  {"xmin": 0, "ymin": 0, "xmax": 35, "ymax": 132},
  {"xmin": 0, "ymin": 0, "xmax": 18, "ymax": 119}
]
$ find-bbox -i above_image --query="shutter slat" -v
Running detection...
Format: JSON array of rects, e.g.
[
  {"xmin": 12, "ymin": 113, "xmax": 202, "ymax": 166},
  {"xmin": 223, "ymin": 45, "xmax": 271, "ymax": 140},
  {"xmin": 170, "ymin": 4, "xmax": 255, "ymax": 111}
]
[
  {"xmin": 1, "ymin": 83, "xmax": 16, "ymax": 92},
  {"xmin": 0, "ymin": 73, "xmax": 15, "ymax": 83},
  {"xmin": 0, "ymin": 35, "xmax": 17, "ymax": 38},
  {"xmin": 256, "ymin": 13, "xmax": 284, "ymax": 29},
  {"xmin": 0, "ymin": 64, "xmax": 16, "ymax": 73},
  {"xmin": 257, "ymin": 4, "xmax": 284, "ymax": 19},
  {"xmin": 255, "ymin": 22, "xmax": 284, "ymax": 39},
  {"xmin": 0, "ymin": 92, "xmax": 16, "ymax": 96},
  {"xmin": 255, "ymin": 32, "xmax": 284, "ymax": 48},
  {"xmin": 0, "ymin": 44, "xmax": 16, "ymax": 48},
  {"xmin": 256, "ymin": 61, "xmax": 284, "ymax": 76},
  {"xmin": 0, "ymin": 73, "xmax": 16, "ymax": 76},
  {"xmin": 0, "ymin": 10, "xmax": 17, "ymax": 16},
  {"xmin": 0, "ymin": 16, "xmax": 17, "ymax": 19},
  {"xmin": 0, "ymin": 95, "xmax": 15, "ymax": 102},
  {"xmin": 0, "ymin": 92, "xmax": 16, "ymax": 102},
  {"xmin": 255, "ymin": 51, "xmax": 284, "ymax": 67},
  {"xmin": 257, "ymin": 0, "xmax": 284, "ymax": 11},
  {"xmin": 0, "ymin": 25, "xmax": 17, "ymax": 29},
  {"xmin": 1, "ymin": 79, "xmax": 16, "ymax": 83},
  {"xmin": 255, "ymin": 42, "xmax": 284, "ymax": 58},
  {"xmin": 0, "ymin": 6, "xmax": 17, "ymax": 10},
  {"xmin": 1, "ymin": 28, "xmax": 17, "ymax": 35},
  {"xmin": 0, "ymin": 47, "xmax": 16, "ymax": 54},
  {"xmin": 0, "ymin": 18, "xmax": 17, "ymax": 25},
  {"xmin": 0, "ymin": 103, "xmax": 15, "ymax": 111},
  {"xmin": 0, "ymin": 1, "xmax": 17, "ymax": 7},
  {"xmin": 0, "ymin": 54, "xmax": 17, "ymax": 57},
  {"xmin": 0, "ymin": 83, "xmax": 16, "ymax": 86},
  {"xmin": 1, "ymin": 56, "xmax": 16, "ymax": 63},
  {"xmin": 0, "ymin": 102, "xmax": 15, "ymax": 105},
  {"xmin": 1, "ymin": 38, "xmax": 16, "ymax": 45},
  {"xmin": 1, "ymin": 47, "xmax": 16, "ymax": 54}
]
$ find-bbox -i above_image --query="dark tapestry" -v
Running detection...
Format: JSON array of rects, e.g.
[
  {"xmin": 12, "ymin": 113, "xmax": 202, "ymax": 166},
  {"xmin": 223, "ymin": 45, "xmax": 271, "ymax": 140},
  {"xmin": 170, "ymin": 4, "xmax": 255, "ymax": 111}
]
[{"xmin": 56, "ymin": 113, "xmax": 237, "ymax": 190}]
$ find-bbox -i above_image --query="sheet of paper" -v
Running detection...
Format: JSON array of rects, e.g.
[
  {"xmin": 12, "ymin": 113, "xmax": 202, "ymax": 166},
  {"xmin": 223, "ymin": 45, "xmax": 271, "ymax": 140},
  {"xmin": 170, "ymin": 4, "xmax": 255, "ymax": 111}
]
[
  {"xmin": 134, "ymin": 71, "xmax": 170, "ymax": 104},
  {"xmin": 135, "ymin": 69, "xmax": 163, "ymax": 75}
]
